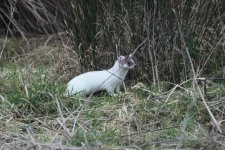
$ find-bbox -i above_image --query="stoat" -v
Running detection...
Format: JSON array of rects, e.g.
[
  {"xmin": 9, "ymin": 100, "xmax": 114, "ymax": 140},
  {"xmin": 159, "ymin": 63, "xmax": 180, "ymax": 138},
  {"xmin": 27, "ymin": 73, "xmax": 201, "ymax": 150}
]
[{"xmin": 66, "ymin": 54, "xmax": 135, "ymax": 96}]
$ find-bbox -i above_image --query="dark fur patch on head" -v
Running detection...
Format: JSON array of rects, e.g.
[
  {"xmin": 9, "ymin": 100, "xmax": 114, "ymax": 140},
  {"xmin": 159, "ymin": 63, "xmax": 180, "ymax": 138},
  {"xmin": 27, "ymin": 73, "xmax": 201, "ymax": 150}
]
[
  {"xmin": 119, "ymin": 55, "xmax": 135, "ymax": 67},
  {"xmin": 123, "ymin": 55, "xmax": 130, "ymax": 64}
]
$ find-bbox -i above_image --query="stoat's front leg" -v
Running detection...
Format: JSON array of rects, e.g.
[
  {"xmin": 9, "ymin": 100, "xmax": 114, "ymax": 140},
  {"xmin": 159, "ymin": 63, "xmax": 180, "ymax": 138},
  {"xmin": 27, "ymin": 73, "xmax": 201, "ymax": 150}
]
[
  {"xmin": 115, "ymin": 86, "xmax": 120, "ymax": 94},
  {"xmin": 106, "ymin": 87, "xmax": 119, "ymax": 96}
]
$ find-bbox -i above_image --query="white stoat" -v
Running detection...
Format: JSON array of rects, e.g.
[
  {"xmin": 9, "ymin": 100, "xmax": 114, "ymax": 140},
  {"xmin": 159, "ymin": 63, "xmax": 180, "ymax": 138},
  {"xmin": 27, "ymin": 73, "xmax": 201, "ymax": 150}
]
[{"xmin": 66, "ymin": 54, "xmax": 135, "ymax": 96}]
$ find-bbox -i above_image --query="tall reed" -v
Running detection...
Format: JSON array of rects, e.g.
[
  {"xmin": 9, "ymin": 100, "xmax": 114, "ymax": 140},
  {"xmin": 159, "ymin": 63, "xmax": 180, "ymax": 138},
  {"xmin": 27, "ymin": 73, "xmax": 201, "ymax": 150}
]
[{"xmin": 1, "ymin": 0, "xmax": 225, "ymax": 83}]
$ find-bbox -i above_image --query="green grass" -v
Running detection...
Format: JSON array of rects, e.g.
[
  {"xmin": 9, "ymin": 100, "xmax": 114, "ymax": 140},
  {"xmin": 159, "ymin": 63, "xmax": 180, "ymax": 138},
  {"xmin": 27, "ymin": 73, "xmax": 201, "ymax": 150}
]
[{"xmin": 1, "ymin": 44, "xmax": 225, "ymax": 149}]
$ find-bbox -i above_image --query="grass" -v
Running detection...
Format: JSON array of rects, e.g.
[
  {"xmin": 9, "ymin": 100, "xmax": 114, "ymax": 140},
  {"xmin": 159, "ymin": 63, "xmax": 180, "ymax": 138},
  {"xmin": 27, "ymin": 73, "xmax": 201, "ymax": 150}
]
[
  {"xmin": 0, "ymin": 1, "xmax": 225, "ymax": 149},
  {"xmin": 0, "ymin": 36, "xmax": 225, "ymax": 149}
]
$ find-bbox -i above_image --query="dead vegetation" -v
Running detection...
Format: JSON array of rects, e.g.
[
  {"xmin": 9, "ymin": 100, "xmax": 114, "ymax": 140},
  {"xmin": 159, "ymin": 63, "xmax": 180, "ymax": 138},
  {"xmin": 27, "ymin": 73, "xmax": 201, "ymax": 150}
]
[
  {"xmin": 0, "ymin": 0, "xmax": 225, "ymax": 149},
  {"xmin": 1, "ymin": 42, "xmax": 225, "ymax": 148}
]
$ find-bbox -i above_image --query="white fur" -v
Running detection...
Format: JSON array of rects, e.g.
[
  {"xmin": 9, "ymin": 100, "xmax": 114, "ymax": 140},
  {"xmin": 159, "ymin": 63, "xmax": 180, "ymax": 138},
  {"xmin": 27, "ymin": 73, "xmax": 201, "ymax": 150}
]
[{"xmin": 66, "ymin": 55, "xmax": 135, "ymax": 96}]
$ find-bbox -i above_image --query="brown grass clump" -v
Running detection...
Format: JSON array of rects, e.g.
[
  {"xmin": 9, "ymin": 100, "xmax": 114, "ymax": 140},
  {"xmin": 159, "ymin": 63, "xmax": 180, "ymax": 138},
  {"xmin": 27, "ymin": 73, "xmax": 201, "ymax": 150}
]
[
  {"xmin": 1, "ymin": 0, "xmax": 225, "ymax": 82},
  {"xmin": 62, "ymin": 0, "xmax": 225, "ymax": 83}
]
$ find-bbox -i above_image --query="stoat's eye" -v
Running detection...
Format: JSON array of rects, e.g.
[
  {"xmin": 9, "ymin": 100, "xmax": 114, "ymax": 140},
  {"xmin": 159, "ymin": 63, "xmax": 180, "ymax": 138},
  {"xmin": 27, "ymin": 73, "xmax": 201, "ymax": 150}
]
[{"xmin": 127, "ymin": 61, "xmax": 133, "ymax": 66}]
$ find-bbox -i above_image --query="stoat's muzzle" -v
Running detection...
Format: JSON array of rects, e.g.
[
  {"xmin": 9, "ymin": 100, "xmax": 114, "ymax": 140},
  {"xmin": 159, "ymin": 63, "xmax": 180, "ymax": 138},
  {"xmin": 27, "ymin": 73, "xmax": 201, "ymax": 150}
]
[{"xmin": 127, "ymin": 59, "xmax": 135, "ymax": 68}]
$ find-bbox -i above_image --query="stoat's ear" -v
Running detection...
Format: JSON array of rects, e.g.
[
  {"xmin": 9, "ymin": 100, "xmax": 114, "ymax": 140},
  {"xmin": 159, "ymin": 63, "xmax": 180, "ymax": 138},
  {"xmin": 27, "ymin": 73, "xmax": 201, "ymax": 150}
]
[{"xmin": 129, "ymin": 54, "xmax": 133, "ymax": 58}]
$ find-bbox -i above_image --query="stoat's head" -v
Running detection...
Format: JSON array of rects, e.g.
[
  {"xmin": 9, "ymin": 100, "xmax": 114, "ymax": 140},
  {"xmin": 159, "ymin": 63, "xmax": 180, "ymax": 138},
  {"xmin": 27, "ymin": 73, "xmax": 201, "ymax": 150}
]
[{"xmin": 118, "ymin": 54, "xmax": 135, "ymax": 69}]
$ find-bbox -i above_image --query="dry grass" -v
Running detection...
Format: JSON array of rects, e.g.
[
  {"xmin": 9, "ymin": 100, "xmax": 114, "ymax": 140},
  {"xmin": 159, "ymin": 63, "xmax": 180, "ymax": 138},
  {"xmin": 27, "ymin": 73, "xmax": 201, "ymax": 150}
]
[
  {"xmin": 1, "ymin": 0, "xmax": 225, "ymax": 82},
  {"xmin": 0, "ymin": 0, "xmax": 225, "ymax": 149},
  {"xmin": 61, "ymin": 0, "xmax": 225, "ymax": 83},
  {"xmin": 0, "ymin": 83, "xmax": 225, "ymax": 149},
  {"xmin": 1, "ymin": 38, "xmax": 225, "ymax": 149}
]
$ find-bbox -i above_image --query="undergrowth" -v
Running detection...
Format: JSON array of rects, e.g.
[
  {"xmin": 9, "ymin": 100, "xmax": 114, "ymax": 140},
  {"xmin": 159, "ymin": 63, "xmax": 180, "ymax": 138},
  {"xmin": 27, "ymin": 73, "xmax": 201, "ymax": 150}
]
[
  {"xmin": 0, "ymin": 40, "xmax": 225, "ymax": 149},
  {"xmin": 0, "ymin": 1, "xmax": 225, "ymax": 149}
]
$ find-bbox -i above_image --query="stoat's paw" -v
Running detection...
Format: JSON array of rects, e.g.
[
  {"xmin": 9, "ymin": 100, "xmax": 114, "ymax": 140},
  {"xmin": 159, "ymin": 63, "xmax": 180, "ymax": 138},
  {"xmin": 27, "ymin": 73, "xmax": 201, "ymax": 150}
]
[
  {"xmin": 107, "ymin": 92, "xmax": 118, "ymax": 97},
  {"xmin": 111, "ymin": 93, "xmax": 123, "ymax": 97},
  {"xmin": 112, "ymin": 93, "xmax": 119, "ymax": 97},
  {"xmin": 117, "ymin": 91, "xmax": 123, "ymax": 95}
]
